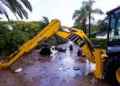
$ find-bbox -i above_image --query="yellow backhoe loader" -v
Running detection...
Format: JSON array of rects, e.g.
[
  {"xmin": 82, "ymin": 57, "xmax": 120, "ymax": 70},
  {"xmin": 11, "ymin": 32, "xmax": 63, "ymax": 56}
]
[{"xmin": 1, "ymin": 6, "xmax": 120, "ymax": 86}]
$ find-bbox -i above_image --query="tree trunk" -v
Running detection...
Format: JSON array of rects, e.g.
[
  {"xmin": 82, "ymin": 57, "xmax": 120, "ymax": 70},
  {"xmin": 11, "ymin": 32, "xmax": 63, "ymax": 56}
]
[
  {"xmin": 88, "ymin": 15, "xmax": 91, "ymax": 39},
  {"xmin": 82, "ymin": 18, "xmax": 86, "ymax": 34},
  {"xmin": 79, "ymin": 21, "xmax": 81, "ymax": 29}
]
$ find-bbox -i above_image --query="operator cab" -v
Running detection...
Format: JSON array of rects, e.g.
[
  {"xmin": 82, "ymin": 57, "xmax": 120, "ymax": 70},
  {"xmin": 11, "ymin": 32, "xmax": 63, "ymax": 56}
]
[{"xmin": 107, "ymin": 6, "xmax": 120, "ymax": 54}]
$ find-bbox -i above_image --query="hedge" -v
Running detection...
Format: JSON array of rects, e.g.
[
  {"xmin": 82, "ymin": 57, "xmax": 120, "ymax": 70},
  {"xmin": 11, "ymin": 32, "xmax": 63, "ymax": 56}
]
[
  {"xmin": 0, "ymin": 21, "xmax": 68, "ymax": 55},
  {"xmin": 90, "ymin": 38, "xmax": 107, "ymax": 50}
]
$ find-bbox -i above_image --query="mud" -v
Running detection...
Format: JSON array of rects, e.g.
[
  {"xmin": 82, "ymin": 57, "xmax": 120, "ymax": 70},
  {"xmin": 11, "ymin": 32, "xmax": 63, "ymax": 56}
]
[
  {"xmin": 0, "ymin": 43, "xmax": 110, "ymax": 86},
  {"xmin": 0, "ymin": 56, "xmax": 10, "ymax": 62}
]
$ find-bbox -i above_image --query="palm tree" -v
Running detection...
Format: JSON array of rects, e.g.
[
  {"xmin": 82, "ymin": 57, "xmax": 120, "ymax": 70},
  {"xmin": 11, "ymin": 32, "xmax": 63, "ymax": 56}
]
[
  {"xmin": 72, "ymin": 7, "xmax": 87, "ymax": 33},
  {"xmin": 34, "ymin": 16, "xmax": 49, "ymax": 36},
  {"xmin": 97, "ymin": 19, "xmax": 108, "ymax": 32},
  {"xmin": 0, "ymin": 0, "xmax": 32, "ymax": 20},
  {"xmin": 82, "ymin": 0, "xmax": 104, "ymax": 38},
  {"xmin": 72, "ymin": 21, "xmax": 81, "ymax": 29},
  {"xmin": 40, "ymin": 16, "xmax": 49, "ymax": 29},
  {"xmin": 72, "ymin": 0, "xmax": 104, "ymax": 37}
]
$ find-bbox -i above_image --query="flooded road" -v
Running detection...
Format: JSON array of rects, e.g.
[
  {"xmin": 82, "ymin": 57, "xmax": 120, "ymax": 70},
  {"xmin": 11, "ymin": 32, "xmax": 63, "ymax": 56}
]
[{"xmin": 0, "ymin": 43, "xmax": 110, "ymax": 86}]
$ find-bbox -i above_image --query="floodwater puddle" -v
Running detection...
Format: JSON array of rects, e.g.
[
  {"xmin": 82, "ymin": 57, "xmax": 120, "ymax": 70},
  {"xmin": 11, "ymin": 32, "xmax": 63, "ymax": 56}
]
[{"xmin": 0, "ymin": 43, "xmax": 110, "ymax": 86}]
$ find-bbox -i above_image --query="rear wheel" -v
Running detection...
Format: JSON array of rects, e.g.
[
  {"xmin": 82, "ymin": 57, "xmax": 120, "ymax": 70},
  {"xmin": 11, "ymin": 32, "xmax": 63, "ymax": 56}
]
[
  {"xmin": 116, "ymin": 68, "xmax": 120, "ymax": 83},
  {"xmin": 103, "ymin": 56, "xmax": 120, "ymax": 86}
]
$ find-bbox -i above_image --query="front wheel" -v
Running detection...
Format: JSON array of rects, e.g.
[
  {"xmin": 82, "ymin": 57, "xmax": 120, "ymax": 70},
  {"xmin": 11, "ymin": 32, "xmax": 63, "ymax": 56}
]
[{"xmin": 103, "ymin": 56, "xmax": 120, "ymax": 86}]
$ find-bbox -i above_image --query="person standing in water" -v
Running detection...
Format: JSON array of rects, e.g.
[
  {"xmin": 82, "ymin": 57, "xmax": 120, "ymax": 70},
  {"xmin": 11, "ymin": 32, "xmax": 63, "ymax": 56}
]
[{"xmin": 69, "ymin": 44, "xmax": 73, "ymax": 51}]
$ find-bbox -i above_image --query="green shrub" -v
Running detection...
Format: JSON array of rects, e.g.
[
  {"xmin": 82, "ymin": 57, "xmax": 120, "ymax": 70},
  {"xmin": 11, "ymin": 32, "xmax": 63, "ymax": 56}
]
[
  {"xmin": 0, "ymin": 20, "xmax": 68, "ymax": 55},
  {"xmin": 9, "ymin": 20, "xmax": 40, "ymax": 37},
  {"xmin": 86, "ymin": 33, "xmax": 96, "ymax": 38},
  {"xmin": 44, "ymin": 36, "xmax": 57, "ymax": 45},
  {"xmin": 90, "ymin": 33, "xmax": 96, "ymax": 38},
  {"xmin": 9, "ymin": 30, "xmax": 29, "ymax": 52},
  {"xmin": 41, "ymin": 35, "xmax": 68, "ymax": 46},
  {"xmin": 54, "ymin": 35, "xmax": 68, "ymax": 45},
  {"xmin": 0, "ymin": 29, "xmax": 29, "ymax": 55},
  {"xmin": 90, "ymin": 38, "xmax": 106, "ymax": 49},
  {"xmin": 0, "ymin": 23, "xmax": 11, "ymax": 55}
]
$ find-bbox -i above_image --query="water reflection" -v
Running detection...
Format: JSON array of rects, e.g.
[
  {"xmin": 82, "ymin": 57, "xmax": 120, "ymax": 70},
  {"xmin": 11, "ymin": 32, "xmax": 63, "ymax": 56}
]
[{"xmin": 57, "ymin": 46, "xmax": 95, "ymax": 78}]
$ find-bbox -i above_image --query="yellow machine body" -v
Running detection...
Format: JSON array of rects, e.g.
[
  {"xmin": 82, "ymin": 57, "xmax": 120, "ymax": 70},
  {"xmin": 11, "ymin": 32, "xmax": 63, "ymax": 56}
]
[{"xmin": 0, "ymin": 19, "xmax": 107, "ymax": 79}]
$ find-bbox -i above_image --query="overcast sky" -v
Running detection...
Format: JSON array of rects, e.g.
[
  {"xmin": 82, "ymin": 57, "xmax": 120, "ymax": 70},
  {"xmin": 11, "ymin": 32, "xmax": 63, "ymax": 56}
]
[{"xmin": 2, "ymin": 0, "xmax": 120, "ymax": 26}]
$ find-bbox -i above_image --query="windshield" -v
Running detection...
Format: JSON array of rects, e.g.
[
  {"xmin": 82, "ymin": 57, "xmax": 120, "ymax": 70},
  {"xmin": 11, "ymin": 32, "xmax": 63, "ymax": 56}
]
[{"xmin": 109, "ymin": 9, "xmax": 120, "ymax": 41}]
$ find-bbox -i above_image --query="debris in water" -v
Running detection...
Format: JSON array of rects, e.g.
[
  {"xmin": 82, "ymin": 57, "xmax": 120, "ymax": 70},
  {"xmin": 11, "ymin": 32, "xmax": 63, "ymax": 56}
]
[
  {"xmin": 39, "ymin": 47, "xmax": 51, "ymax": 55},
  {"xmin": 81, "ymin": 54, "xmax": 86, "ymax": 57},
  {"xmin": 14, "ymin": 68, "xmax": 22, "ymax": 73},
  {"xmin": 57, "ymin": 47, "xmax": 66, "ymax": 52},
  {"xmin": 58, "ymin": 67, "xmax": 62, "ymax": 70},
  {"xmin": 73, "ymin": 67, "xmax": 80, "ymax": 70},
  {"xmin": 58, "ymin": 66, "xmax": 70, "ymax": 71},
  {"xmin": 88, "ymin": 72, "xmax": 94, "ymax": 76}
]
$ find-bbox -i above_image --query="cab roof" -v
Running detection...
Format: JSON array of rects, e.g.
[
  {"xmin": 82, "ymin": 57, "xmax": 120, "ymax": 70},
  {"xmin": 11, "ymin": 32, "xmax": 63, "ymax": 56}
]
[{"xmin": 106, "ymin": 6, "xmax": 120, "ymax": 15}]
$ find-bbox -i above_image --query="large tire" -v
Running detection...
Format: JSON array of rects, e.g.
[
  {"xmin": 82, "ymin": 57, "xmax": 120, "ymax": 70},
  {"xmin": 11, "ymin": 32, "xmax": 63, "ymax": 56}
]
[{"xmin": 103, "ymin": 56, "xmax": 120, "ymax": 86}]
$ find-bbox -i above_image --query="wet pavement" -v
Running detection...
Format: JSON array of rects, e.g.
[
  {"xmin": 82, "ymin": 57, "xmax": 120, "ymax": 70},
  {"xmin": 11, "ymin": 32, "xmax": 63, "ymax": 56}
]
[{"xmin": 0, "ymin": 43, "xmax": 110, "ymax": 86}]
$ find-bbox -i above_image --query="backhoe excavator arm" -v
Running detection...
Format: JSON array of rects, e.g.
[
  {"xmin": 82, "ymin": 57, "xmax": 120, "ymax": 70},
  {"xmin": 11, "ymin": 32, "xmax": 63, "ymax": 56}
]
[
  {"xmin": 56, "ymin": 26, "xmax": 95, "ymax": 63},
  {"xmin": 0, "ymin": 19, "xmax": 61, "ymax": 69},
  {"xmin": 0, "ymin": 19, "xmax": 106, "ymax": 79}
]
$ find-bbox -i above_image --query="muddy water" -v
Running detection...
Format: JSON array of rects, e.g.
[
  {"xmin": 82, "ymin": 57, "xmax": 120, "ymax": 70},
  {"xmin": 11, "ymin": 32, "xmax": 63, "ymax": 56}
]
[{"xmin": 0, "ymin": 43, "xmax": 110, "ymax": 86}]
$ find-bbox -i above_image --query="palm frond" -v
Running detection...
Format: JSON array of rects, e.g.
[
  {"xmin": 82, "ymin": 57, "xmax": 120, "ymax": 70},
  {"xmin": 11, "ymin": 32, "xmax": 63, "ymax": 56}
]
[
  {"xmin": 0, "ymin": 0, "xmax": 9, "ymax": 8},
  {"xmin": 0, "ymin": 0, "xmax": 19, "ymax": 19},
  {"xmin": 0, "ymin": 3, "xmax": 9, "ymax": 20},
  {"xmin": 41, "ymin": 16, "xmax": 49, "ymax": 25},
  {"xmin": 92, "ymin": 8, "xmax": 104, "ymax": 15},
  {"xmin": 82, "ymin": 1, "xmax": 89, "ymax": 7},
  {"xmin": 89, "ymin": 0, "xmax": 95, "ymax": 5},
  {"xmin": 0, "ymin": 0, "xmax": 32, "ymax": 20},
  {"xmin": 91, "ymin": 16, "xmax": 95, "ymax": 21},
  {"xmin": 72, "ymin": 10, "xmax": 81, "ymax": 20},
  {"xmin": 20, "ymin": 0, "xmax": 32, "ymax": 11},
  {"xmin": 14, "ymin": 0, "xmax": 29, "ymax": 19},
  {"xmin": 82, "ymin": 0, "xmax": 95, "ymax": 6}
]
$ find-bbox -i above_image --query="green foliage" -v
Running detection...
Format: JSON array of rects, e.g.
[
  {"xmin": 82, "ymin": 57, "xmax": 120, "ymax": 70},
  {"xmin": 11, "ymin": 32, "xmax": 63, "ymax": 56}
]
[
  {"xmin": 72, "ymin": 22, "xmax": 82, "ymax": 29},
  {"xmin": 90, "ymin": 38, "xmax": 106, "ymax": 49},
  {"xmin": 38, "ymin": 17, "xmax": 68, "ymax": 45},
  {"xmin": 9, "ymin": 20, "xmax": 40, "ymax": 37},
  {"xmin": 0, "ymin": 22, "xmax": 10, "ymax": 49},
  {"xmin": 43, "ymin": 36, "xmax": 57, "ymax": 45},
  {"xmin": 0, "ymin": 0, "xmax": 32, "ymax": 20},
  {"xmin": 0, "ymin": 21, "xmax": 40, "ymax": 55},
  {"xmin": 0, "ymin": 28, "xmax": 29, "ymax": 55},
  {"xmin": 0, "ymin": 22, "xmax": 11, "ymax": 55},
  {"xmin": 0, "ymin": 20, "xmax": 68, "ymax": 55},
  {"xmin": 9, "ymin": 30, "xmax": 29, "ymax": 51},
  {"xmin": 41, "ymin": 35, "xmax": 68, "ymax": 46},
  {"xmin": 39, "ymin": 16, "xmax": 49, "ymax": 29},
  {"xmin": 73, "ymin": 19, "xmax": 108, "ymax": 37},
  {"xmin": 87, "ymin": 33, "xmax": 96, "ymax": 38},
  {"xmin": 72, "ymin": 0, "xmax": 104, "ymax": 34},
  {"xmin": 54, "ymin": 35, "xmax": 68, "ymax": 45}
]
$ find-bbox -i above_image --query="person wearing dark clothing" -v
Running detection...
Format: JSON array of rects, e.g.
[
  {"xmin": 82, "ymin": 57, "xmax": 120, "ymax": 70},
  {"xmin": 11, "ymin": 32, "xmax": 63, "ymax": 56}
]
[
  {"xmin": 77, "ymin": 49, "xmax": 82, "ymax": 56},
  {"xmin": 69, "ymin": 44, "xmax": 73, "ymax": 51}
]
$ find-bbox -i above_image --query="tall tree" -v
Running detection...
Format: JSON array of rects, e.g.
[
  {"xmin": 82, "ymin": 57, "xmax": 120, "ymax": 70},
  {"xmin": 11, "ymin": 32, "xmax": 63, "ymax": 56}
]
[
  {"xmin": 0, "ymin": 0, "xmax": 32, "ymax": 20},
  {"xmin": 72, "ymin": 0, "xmax": 104, "ymax": 37},
  {"xmin": 82, "ymin": 0, "xmax": 104, "ymax": 38},
  {"xmin": 40, "ymin": 16, "xmax": 49, "ymax": 29},
  {"xmin": 34, "ymin": 16, "xmax": 49, "ymax": 35},
  {"xmin": 72, "ymin": 7, "xmax": 88, "ymax": 33}
]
